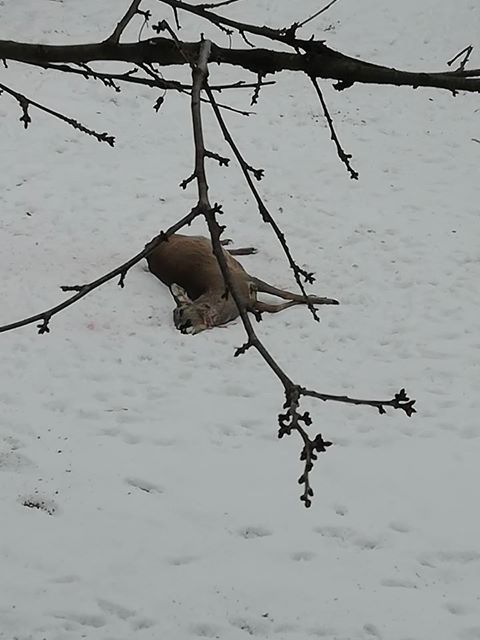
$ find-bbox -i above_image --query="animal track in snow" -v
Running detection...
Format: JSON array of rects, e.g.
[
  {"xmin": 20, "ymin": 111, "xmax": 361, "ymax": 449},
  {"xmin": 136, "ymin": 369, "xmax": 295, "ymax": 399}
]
[
  {"xmin": 125, "ymin": 476, "xmax": 164, "ymax": 494},
  {"xmin": 131, "ymin": 616, "xmax": 155, "ymax": 630},
  {"xmin": 236, "ymin": 526, "xmax": 273, "ymax": 539},
  {"xmin": 333, "ymin": 503, "xmax": 348, "ymax": 516},
  {"xmin": 97, "ymin": 598, "xmax": 135, "ymax": 620},
  {"xmin": 308, "ymin": 625, "xmax": 337, "ymax": 637},
  {"xmin": 418, "ymin": 550, "xmax": 480, "ymax": 567},
  {"xmin": 190, "ymin": 621, "xmax": 223, "ymax": 637},
  {"xmin": 229, "ymin": 615, "xmax": 269, "ymax": 636},
  {"xmin": 389, "ymin": 520, "xmax": 411, "ymax": 533},
  {"xmin": 381, "ymin": 577, "xmax": 418, "ymax": 589},
  {"xmin": 290, "ymin": 551, "xmax": 316, "ymax": 562},
  {"xmin": 444, "ymin": 601, "xmax": 471, "ymax": 616},
  {"xmin": 363, "ymin": 622, "xmax": 383, "ymax": 638},
  {"xmin": 51, "ymin": 611, "xmax": 106, "ymax": 628},
  {"xmin": 313, "ymin": 525, "xmax": 384, "ymax": 550},
  {"xmin": 21, "ymin": 493, "xmax": 58, "ymax": 516}
]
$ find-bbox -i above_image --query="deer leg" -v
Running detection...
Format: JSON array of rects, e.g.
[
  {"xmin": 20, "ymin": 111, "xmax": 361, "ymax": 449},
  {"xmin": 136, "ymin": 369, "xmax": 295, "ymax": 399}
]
[
  {"xmin": 250, "ymin": 276, "xmax": 339, "ymax": 305},
  {"xmin": 253, "ymin": 300, "xmax": 301, "ymax": 314},
  {"xmin": 227, "ymin": 247, "xmax": 258, "ymax": 256}
]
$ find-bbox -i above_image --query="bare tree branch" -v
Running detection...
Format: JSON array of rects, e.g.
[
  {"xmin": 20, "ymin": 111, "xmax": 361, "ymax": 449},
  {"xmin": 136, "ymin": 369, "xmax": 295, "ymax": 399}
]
[
  {"xmin": 0, "ymin": 37, "xmax": 479, "ymax": 93},
  {"xmin": 205, "ymin": 84, "xmax": 320, "ymax": 319},
  {"xmin": 309, "ymin": 76, "xmax": 358, "ymax": 179},
  {"xmin": 186, "ymin": 41, "xmax": 415, "ymax": 507},
  {"xmin": 300, "ymin": 387, "xmax": 416, "ymax": 417},
  {"xmin": 198, "ymin": 0, "xmax": 245, "ymax": 9},
  {"xmin": 27, "ymin": 59, "xmax": 274, "ymax": 93},
  {"xmin": 447, "ymin": 45, "xmax": 473, "ymax": 72},
  {"xmin": 105, "ymin": 0, "xmax": 144, "ymax": 44},
  {"xmin": 0, "ymin": 81, "xmax": 115, "ymax": 145},
  {"xmin": 296, "ymin": 0, "xmax": 340, "ymax": 30}
]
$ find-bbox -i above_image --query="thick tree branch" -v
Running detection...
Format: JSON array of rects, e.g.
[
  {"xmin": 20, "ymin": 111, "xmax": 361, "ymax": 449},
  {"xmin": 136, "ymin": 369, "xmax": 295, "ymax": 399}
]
[{"xmin": 0, "ymin": 37, "xmax": 479, "ymax": 93}]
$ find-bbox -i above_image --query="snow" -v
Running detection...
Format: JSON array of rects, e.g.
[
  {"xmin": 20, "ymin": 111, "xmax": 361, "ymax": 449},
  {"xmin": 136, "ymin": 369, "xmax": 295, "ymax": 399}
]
[{"xmin": 0, "ymin": 1, "xmax": 479, "ymax": 638}]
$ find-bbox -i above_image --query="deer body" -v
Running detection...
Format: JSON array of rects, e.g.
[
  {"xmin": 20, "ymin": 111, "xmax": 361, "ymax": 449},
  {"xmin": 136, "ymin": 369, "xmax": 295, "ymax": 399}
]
[{"xmin": 145, "ymin": 234, "xmax": 339, "ymax": 334}]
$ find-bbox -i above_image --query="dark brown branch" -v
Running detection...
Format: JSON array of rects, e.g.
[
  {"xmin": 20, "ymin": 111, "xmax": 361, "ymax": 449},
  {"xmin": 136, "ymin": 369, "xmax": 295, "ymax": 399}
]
[
  {"xmin": 205, "ymin": 84, "xmax": 320, "ymax": 320},
  {"xmin": 0, "ymin": 81, "xmax": 115, "ymax": 145},
  {"xmin": 105, "ymin": 0, "xmax": 144, "ymax": 44},
  {"xmin": 447, "ymin": 45, "xmax": 473, "ymax": 72},
  {"xmin": 188, "ymin": 42, "xmax": 415, "ymax": 507},
  {"xmin": 250, "ymin": 72, "xmax": 264, "ymax": 105},
  {"xmin": 0, "ymin": 209, "xmax": 199, "ymax": 335},
  {"xmin": 205, "ymin": 149, "xmax": 230, "ymax": 166},
  {"xmin": 309, "ymin": 76, "xmax": 358, "ymax": 179},
  {"xmin": 0, "ymin": 37, "xmax": 480, "ymax": 93},
  {"xmin": 296, "ymin": 0, "xmax": 340, "ymax": 30},
  {"xmin": 198, "ymin": 0, "xmax": 244, "ymax": 8},
  {"xmin": 156, "ymin": 0, "xmax": 479, "ymax": 93},
  {"xmin": 300, "ymin": 387, "xmax": 416, "ymax": 417},
  {"xmin": 189, "ymin": 40, "xmax": 294, "ymax": 390},
  {"xmin": 156, "ymin": 0, "xmax": 303, "ymax": 46},
  {"xmin": 29, "ymin": 60, "xmax": 274, "ymax": 93},
  {"xmin": 33, "ymin": 60, "xmax": 179, "ymax": 91}
]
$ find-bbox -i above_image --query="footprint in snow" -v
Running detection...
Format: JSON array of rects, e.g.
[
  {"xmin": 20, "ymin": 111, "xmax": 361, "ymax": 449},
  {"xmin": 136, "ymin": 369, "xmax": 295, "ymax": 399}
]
[
  {"xmin": 190, "ymin": 621, "xmax": 223, "ymax": 637},
  {"xmin": 125, "ymin": 476, "xmax": 164, "ymax": 494},
  {"xmin": 236, "ymin": 526, "xmax": 273, "ymax": 539},
  {"xmin": 290, "ymin": 551, "xmax": 316, "ymax": 562},
  {"xmin": 313, "ymin": 525, "xmax": 384, "ymax": 550},
  {"xmin": 21, "ymin": 493, "xmax": 58, "ymax": 516}
]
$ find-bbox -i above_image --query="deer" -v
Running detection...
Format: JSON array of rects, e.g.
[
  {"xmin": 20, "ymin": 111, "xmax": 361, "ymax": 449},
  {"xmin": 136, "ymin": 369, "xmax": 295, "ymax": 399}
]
[{"xmin": 145, "ymin": 234, "xmax": 339, "ymax": 334}]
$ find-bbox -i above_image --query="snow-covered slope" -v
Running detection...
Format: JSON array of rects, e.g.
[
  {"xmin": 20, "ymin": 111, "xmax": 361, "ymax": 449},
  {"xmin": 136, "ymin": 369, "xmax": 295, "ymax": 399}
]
[{"xmin": 1, "ymin": 1, "xmax": 479, "ymax": 638}]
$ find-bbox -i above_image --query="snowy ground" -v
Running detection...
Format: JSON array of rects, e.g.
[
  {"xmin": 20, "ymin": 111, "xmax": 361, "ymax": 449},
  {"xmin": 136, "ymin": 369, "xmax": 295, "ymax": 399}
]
[{"xmin": 1, "ymin": 1, "xmax": 479, "ymax": 639}]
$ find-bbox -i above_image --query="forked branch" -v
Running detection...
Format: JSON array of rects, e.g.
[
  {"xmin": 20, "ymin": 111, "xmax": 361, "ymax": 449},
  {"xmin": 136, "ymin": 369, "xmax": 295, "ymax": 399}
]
[
  {"xmin": 105, "ymin": 0, "xmax": 144, "ymax": 44},
  {"xmin": 204, "ymin": 85, "xmax": 320, "ymax": 319},
  {"xmin": 187, "ymin": 40, "xmax": 415, "ymax": 506}
]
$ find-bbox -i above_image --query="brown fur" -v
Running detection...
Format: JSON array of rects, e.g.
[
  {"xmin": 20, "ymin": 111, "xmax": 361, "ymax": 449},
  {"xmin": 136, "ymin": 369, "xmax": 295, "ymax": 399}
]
[{"xmin": 145, "ymin": 234, "xmax": 339, "ymax": 334}]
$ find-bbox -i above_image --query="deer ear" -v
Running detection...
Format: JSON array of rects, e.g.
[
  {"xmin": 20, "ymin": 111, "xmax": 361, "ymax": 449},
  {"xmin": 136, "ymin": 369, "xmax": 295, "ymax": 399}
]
[{"xmin": 170, "ymin": 283, "xmax": 191, "ymax": 306}]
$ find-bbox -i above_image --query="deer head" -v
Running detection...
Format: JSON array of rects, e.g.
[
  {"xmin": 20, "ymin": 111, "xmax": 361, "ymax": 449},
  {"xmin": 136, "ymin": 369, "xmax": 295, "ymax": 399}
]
[{"xmin": 171, "ymin": 284, "xmax": 214, "ymax": 335}]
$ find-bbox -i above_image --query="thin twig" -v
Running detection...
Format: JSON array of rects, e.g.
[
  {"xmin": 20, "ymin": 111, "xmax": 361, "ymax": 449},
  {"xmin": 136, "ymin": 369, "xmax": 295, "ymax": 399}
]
[
  {"xmin": 301, "ymin": 387, "xmax": 416, "ymax": 417},
  {"xmin": 296, "ymin": 0, "xmax": 340, "ymax": 29},
  {"xmin": 29, "ymin": 59, "xmax": 274, "ymax": 93},
  {"xmin": 0, "ymin": 81, "xmax": 115, "ymax": 145},
  {"xmin": 198, "ymin": 0, "xmax": 245, "ymax": 8},
  {"xmin": 447, "ymin": 45, "xmax": 473, "ymax": 72},
  {"xmin": 205, "ymin": 84, "xmax": 320, "ymax": 320},
  {"xmin": 309, "ymin": 76, "xmax": 358, "ymax": 179}
]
